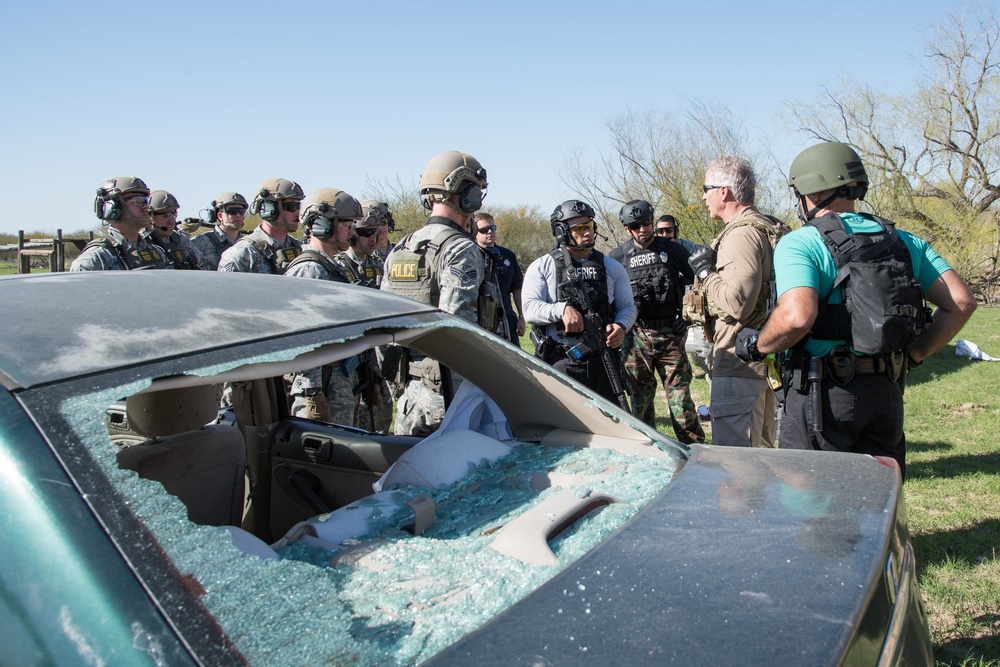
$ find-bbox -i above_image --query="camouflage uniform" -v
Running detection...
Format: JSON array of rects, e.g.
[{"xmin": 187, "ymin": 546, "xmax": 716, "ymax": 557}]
[
  {"xmin": 70, "ymin": 227, "xmax": 169, "ymax": 271},
  {"xmin": 338, "ymin": 246, "xmax": 393, "ymax": 433},
  {"xmin": 625, "ymin": 327, "xmax": 704, "ymax": 443},
  {"xmin": 191, "ymin": 228, "xmax": 243, "ymax": 271},
  {"xmin": 144, "ymin": 230, "xmax": 201, "ymax": 270},
  {"xmin": 285, "ymin": 246, "xmax": 361, "ymax": 426},
  {"xmin": 217, "ymin": 226, "xmax": 302, "ymax": 274},
  {"xmin": 382, "ymin": 217, "xmax": 486, "ymax": 436}
]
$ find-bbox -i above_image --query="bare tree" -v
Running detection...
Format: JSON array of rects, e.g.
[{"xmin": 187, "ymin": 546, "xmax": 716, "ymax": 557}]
[
  {"xmin": 562, "ymin": 103, "xmax": 787, "ymax": 251},
  {"xmin": 785, "ymin": 4, "xmax": 1000, "ymax": 299}
]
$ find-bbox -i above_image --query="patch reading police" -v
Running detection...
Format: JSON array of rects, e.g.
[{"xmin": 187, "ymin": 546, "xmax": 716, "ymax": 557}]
[{"xmin": 390, "ymin": 259, "xmax": 419, "ymax": 281}]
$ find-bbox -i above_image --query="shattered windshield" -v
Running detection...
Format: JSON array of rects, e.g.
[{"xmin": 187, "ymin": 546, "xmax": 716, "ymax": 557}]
[{"xmin": 52, "ymin": 329, "xmax": 681, "ymax": 665}]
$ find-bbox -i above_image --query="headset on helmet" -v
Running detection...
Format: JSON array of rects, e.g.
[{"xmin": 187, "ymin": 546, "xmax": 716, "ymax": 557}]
[
  {"xmin": 93, "ymin": 176, "xmax": 150, "ymax": 222},
  {"xmin": 300, "ymin": 188, "xmax": 363, "ymax": 241},
  {"xmin": 418, "ymin": 151, "xmax": 488, "ymax": 214},
  {"xmin": 550, "ymin": 199, "xmax": 596, "ymax": 245},
  {"xmin": 250, "ymin": 178, "xmax": 305, "ymax": 222},
  {"xmin": 788, "ymin": 142, "xmax": 869, "ymax": 221},
  {"xmin": 618, "ymin": 199, "xmax": 654, "ymax": 227},
  {"xmin": 210, "ymin": 192, "xmax": 249, "ymax": 220}
]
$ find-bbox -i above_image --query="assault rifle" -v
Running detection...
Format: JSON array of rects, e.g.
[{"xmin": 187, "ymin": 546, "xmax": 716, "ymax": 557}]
[{"xmin": 559, "ymin": 271, "xmax": 631, "ymax": 412}]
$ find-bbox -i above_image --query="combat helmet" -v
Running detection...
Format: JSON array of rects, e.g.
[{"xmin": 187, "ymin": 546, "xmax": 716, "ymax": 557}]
[{"xmin": 418, "ymin": 151, "xmax": 488, "ymax": 213}]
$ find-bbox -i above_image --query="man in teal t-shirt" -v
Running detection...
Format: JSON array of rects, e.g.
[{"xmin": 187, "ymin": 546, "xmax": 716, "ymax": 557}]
[{"xmin": 734, "ymin": 142, "xmax": 976, "ymax": 476}]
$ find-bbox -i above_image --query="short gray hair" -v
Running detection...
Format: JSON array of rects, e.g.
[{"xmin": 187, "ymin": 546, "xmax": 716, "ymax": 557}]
[{"xmin": 705, "ymin": 155, "xmax": 756, "ymax": 205}]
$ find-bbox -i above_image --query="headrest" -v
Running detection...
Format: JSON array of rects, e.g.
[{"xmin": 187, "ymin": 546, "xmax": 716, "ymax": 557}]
[{"xmin": 125, "ymin": 385, "xmax": 218, "ymax": 437}]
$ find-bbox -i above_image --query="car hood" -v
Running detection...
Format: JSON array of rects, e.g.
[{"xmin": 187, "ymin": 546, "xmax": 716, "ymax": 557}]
[{"xmin": 426, "ymin": 445, "xmax": 900, "ymax": 665}]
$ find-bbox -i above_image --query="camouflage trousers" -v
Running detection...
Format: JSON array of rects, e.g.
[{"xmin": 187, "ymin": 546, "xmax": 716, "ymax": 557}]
[
  {"xmin": 624, "ymin": 326, "xmax": 705, "ymax": 444},
  {"xmin": 289, "ymin": 365, "xmax": 360, "ymax": 427},
  {"xmin": 393, "ymin": 377, "xmax": 446, "ymax": 437},
  {"xmin": 357, "ymin": 378, "xmax": 394, "ymax": 433}
]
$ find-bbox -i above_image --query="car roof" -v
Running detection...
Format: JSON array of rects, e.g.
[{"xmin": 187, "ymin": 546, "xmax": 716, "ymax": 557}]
[{"xmin": 0, "ymin": 271, "xmax": 438, "ymax": 390}]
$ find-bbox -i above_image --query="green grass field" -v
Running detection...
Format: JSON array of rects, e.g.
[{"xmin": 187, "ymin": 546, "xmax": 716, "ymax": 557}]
[{"xmin": 643, "ymin": 313, "xmax": 1000, "ymax": 665}]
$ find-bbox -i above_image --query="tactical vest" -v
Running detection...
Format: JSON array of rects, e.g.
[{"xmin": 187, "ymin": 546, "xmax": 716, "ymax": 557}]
[
  {"xmin": 146, "ymin": 233, "xmax": 200, "ymax": 270},
  {"xmin": 285, "ymin": 248, "xmax": 354, "ymax": 284},
  {"xmin": 617, "ymin": 239, "xmax": 681, "ymax": 322},
  {"xmin": 84, "ymin": 236, "xmax": 166, "ymax": 270},
  {"xmin": 252, "ymin": 236, "xmax": 302, "ymax": 275},
  {"xmin": 384, "ymin": 224, "xmax": 496, "ymax": 331},
  {"xmin": 682, "ymin": 214, "xmax": 789, "ymax": 342},
  {"xmin": 552, "ymin": 248, "xmax": 612, "ymax": 336},
  {"xmin": 338, "ymin": 252, "xmax": 383, "ymax": 289},
  {"xmin": 807, "ymin": 213, "xmax": 930, "ymax": 355}
]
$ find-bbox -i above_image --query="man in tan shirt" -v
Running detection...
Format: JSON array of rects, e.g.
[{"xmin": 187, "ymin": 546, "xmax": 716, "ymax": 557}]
[{"xmin": 688, "ymin": 156, "xmax": 788, "ymax": 447}]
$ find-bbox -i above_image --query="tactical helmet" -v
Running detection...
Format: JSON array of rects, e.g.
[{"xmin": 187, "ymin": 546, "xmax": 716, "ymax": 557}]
[
  {"xmin": 419, "ymin": 151, "xmax": 488, "ymax": 213},
  {"xmin": 618, "ymin": 199, "xmax": 655, "ymax": 226},
  {"xmin": 300, "ymin": 188, "xmax": 363, "ymax": 239},
  {"xmin": 250, "ymin": 177, "xmax": 305, "ymax": 220},
  {"xmin": 550, "ymin": 199, "xmax": 596, "ymax": 240},
  {"xmin": 149, "ymin": 190, "xmax": 180, "ymax": 213},
  {"xmin": 788, "ymin": 142, "xmax": 869, "ymax": 196},
  {"xmin": 358, "ymin": 199, "xmax": 391, "ymax": 230},
  {"xmin": 213, "ymin": 192, "xmax": 249, "ymax": 211},
  {"xmin": 94, "ymin": 176, "xmax": 150, "ymax": 221}
]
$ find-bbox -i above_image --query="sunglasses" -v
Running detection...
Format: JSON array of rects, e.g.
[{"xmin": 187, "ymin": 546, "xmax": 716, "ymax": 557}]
[
  {"xmin": 224, "ymin": 207, "xmax": 246, "ymax": 215},
  {"xmin": 569, "ymin": 221, "xmax": 595, "ymax": 234},
  {"xmin": 355, "ymin": 228, "xmax": 379, "ymax": 238},
  {"xmin": 655, "ymin": 227, "xmax": 675, "ymax": 235},
  {"xmin": 625, "ymin": 221, "xmax": 652, "ymax": 231},
  {"xmin": 477, "ymin": 224, "xmax": 497, "ymax": 234},
  {"xmin": 123, "ymin": 195, "xmax": 150, "ymax": 205},
  {"xmin": 280, "ymin": 201, "xmax": 301, "ymax": 212},
  {"xmin": 702, "ymin": 184, "xmax": 723, "ymax": 193},
  {"xmin": 151, "ymin": 210, "xmax": 175, "ymax": 218}
]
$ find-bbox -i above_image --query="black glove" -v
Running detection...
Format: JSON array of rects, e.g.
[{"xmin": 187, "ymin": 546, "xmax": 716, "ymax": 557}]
[
  {"xmin": 688, "ymin": 245, "xmax": 717, "ymax": 280},
  {"xmin": 670, "ymin": 318, "xmax": 688, "ymax": 337},
  {"xmin": 735, "ymin": 327, "xmax": 766, "ymax": 362}
]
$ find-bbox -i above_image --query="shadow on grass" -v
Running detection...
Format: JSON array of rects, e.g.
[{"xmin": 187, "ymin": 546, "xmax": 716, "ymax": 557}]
[
  {"xmin": 935, "ymin": 633, "xmax": 1000, "ymax": 666},
  {"xmin": 905, "ymin": 344, "xmax": 980, "ymax": 387},
  {"xmin": 906, "ymin": 449, "xmax": 1000, "ymax": 480},
  {"xmin": 907, "ymin": 440, "xmax": 956, "ymax": 454},
  {"xmin": 913, "ymin": 518, "xmax": 1000, "ymax": 571}
]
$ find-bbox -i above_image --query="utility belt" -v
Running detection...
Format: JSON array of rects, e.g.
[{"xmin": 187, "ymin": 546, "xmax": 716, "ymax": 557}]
[{"xmin": 791, "ymin": 345, "xmax": 906, "ymax": 388}]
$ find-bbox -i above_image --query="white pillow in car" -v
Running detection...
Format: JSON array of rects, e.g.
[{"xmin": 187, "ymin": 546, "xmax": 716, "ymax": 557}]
[{"xmin": 376, "ymin": 428, "xmax": 513, "ymax": 492}]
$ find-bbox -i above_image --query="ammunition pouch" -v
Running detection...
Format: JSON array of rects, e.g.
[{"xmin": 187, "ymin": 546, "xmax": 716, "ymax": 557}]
[
  {"xmin": 409, "ymin": 357, "xmax": 443, "ymax": 393},
  {"xmin": 682, "ymin": 287, "xmax": 716, "ymax": 343}
]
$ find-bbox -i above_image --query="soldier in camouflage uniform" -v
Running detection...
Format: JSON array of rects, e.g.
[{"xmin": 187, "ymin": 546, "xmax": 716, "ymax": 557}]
[
  {"xmin": 609, "ymin": 200, "xmax": 704, "ymax": 443},
  {"xmin": 218, "ymin": 178, "xmax": 304, "ymax": 273},
  {"xmin": 340, "ymin": 202, "xmax": 394, "ymax": 432},
  {"xmin": 191, "ymin": 192, "xmax": 249, "ymax": 270},
  {"xmin": 369, "ymin": 200, "xmax": 396, "ymax": 262},
  {"xmin": 381, "ymin": 150, "xmax": 497, "ymax": 436},
  {"xmin": 71, "ymin": 176, "xmax": 169, "ymax": 271},
  {"xmin": 144, "ymin": 190, "xmax": 201, "ymax": 270},
  {"xmin": 284, "ymin": 188, "xmax": 366, "ymax": 426}
]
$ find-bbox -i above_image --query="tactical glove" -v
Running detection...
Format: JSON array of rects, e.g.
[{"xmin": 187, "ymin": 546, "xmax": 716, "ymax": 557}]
[
  {"xmin": 735, "ymin": 327, "xmax": 766, "ymax": 362},
  {"xmin": 688, "ymin": 245, "xmax": 717, "ymax": 281},
  {"xmin": 302, "ymin": 390, "xmax": 334, "ymax": 422},
  {"xmin": 670, "ymin": 318, "xmax": 689, "ymax": 337}
]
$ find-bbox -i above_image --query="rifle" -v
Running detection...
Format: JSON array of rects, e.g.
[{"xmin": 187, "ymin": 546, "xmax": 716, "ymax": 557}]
[{"xmin": 558, "ymin": 259, "xmax": 631, "ymax": 412}]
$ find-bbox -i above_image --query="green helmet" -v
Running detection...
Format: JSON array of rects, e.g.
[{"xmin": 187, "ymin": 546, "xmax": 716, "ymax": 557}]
[
  {"xmin": 788, "ymin": 142, "xmax": 869, "ymax": 196},
  {"xmin": 418, "ymin": 151, "xmax": 488, "ymax": 213},
  {"xmin": 149, "ymin": 190, "xmax": 179, "ymax": 213}
]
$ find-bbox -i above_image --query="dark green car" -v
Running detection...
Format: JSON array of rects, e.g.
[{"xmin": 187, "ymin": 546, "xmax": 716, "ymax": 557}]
[{"xmin": 0, "ymin": 271, "xmax": 932, "ymax": 665}]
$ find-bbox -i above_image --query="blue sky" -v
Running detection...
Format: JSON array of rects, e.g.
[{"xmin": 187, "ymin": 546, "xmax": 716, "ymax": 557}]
[{"xmin": 0, "ymin": 1, "xmax": 949, "ymax": 235}]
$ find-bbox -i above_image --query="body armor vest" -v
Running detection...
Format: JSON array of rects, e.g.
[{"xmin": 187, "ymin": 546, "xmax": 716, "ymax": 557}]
[
  {"xmin": 286, "ymin": 248, "xmax": 355, "ymax": 283},
  {"xmin": 84, "ymin": 235, "xmax": 166, "ymax": 270},
  {"xmin": 807, "ymin": 213, "xmax": 930, "ymax": 354},
  {"xmin": 552, "ymin": 248, "xmax": 612, "ymax": 336},
  {"xmin": 616, "ymin": 238, "xmax": 681, "ymax": 322},
  {"xmin": 146, "ymin": 233, "xmax": 200, "ymax": 270},
  {"xmin": 252, "ymin": 236, "xmax": 302, "ymax": 275}
]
